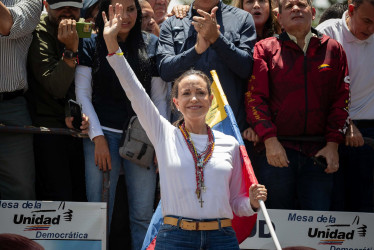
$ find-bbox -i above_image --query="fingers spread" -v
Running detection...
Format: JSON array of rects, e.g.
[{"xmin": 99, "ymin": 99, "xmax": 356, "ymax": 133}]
[
  {"xmin": 108, "ymin": 4, "xmax": 114, "ymax": 21},
  {"xmin": 102, "ymin": 11, "xmax": 108, "ymax": 23}
]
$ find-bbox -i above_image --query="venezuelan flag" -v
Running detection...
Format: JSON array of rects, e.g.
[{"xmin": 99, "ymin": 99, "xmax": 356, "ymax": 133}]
[
  {"xmin": 142, "ymin": 71, "xmax": 258, "ymax": 250},
  {"xmin": 207, "ymin": 70, "xmax": 258, "ymax": 244}
]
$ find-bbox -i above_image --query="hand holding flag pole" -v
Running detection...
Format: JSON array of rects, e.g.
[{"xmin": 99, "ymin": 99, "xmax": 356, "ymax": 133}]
[{"xmin": 209, "ymin": 70, "xmax": 281, "ymax": 250}]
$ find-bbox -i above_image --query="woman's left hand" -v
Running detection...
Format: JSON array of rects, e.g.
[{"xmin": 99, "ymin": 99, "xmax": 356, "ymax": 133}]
[
  {"xmin": 102, "ymin": 3, "xmax": 122, "ymax": 52},
  {"xmin": 249, "ymin": 184, "xmax": 267, "ymax": 210}
]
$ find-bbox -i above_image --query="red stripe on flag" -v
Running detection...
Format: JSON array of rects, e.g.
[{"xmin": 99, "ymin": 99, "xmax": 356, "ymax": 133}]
[{"xmin": 231, "ymin": 145, "xmax": 258, "ymax": 243}]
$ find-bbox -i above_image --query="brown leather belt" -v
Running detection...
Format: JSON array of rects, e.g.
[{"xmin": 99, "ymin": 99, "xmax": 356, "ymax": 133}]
[{"xmin": 163, "ymin": 216, "xmax": 232, "ymax": 231}]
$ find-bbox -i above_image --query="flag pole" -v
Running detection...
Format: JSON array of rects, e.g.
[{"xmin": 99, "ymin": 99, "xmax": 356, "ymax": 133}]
[
  {"xmin": 259, "ymin": 200, "xmax": 282, "ymax": 250},
  {"xmin": 209, "ymin": 70, "xmax": 282, "ymax": 249}
]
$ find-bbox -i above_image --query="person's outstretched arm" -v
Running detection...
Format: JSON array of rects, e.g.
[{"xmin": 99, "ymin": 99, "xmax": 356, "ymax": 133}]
[
  {"xmin": 0, "ymin": 0, "xmax": 41, "ymax": 37},
  {"xmin": 102, "ymin": 3, "xmax": 169, "ymax": 146}
]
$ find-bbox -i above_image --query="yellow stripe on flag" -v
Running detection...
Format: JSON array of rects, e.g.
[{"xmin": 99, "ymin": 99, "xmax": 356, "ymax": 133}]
[{"xmin": 206, "ymin": 70, "xmax": 228, "ymax": 127}]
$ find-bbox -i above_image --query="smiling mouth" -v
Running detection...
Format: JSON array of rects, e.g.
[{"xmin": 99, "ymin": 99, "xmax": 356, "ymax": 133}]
[{"xmin": 187, "ymin": 105, "xmax": 202, "ymax": 110}]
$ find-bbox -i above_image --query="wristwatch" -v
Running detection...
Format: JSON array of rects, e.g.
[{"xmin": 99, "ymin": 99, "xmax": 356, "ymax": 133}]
[{"xmin": 63, "ymin": 49, "xmax": 78, "ymax": 60}]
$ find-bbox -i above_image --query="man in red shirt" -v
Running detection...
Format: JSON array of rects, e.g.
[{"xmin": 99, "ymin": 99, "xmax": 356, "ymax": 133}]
[{"xmin": 245, "ymin": 0, "xmax": 350, "ymax": 210}]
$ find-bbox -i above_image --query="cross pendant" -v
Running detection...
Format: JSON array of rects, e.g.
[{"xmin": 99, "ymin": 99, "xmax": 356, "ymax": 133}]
[{"xmin": 199, "ymin": 197, "xmax": 204, "ymax": 208}]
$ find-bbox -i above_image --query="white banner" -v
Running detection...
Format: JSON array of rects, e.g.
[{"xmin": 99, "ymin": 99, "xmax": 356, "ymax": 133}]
[
  {"xmin": 0, "ymin": 200, "xmax": 107, "ymax": 250},
  {"xmin": 240, "ymin": 209, "xmax": 374, "ymax": 250}
]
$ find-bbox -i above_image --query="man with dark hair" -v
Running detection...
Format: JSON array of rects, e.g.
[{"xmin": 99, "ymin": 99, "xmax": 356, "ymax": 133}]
[
  {"xmin": 246, "ymin": 0, "xmax": 350, "ymax": 210},
  {"xmin": 317, "ymin": 0, "xmax": 374, "ymax": 212},
  {"xmin": 27, "ymin": 0, "xmax": 87, "ymax": 201},
  {"xmin": 157, "ymin": 0, "xmax": 256, "ymax": 132},
  {"xmin": 0, "ymin": 0, "xmax": 42, "ymax": 200},
  {"xmin": 318, "ymin": 3, "xmax": 347, "ymax": 24}
]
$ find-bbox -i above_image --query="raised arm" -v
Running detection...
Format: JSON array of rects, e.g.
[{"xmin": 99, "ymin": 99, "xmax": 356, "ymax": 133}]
[
  {"xmin": 156, "ymin": 19, "xmax": 203, "ymax": 82},
  {"xmin": 28, "ymin": 29, "xmax": 76, "ymax": 99},
  {"xmin": 103, "ymin": 3, "xmax": 168, "ymax": 145},
  {"xmin": 193, "ymin": 8, "xmax": 256, "ymax": 79},
  {"xmin": 28, "ymin": 17, "xmax": 79, "ymax": 99},
  {"xmin": 0, "ymin": 0, "xmax": 42, "ymax": 38},
  {"xmin": 150, "ymin": 77, "xmax": 169, "ymax": 119}
]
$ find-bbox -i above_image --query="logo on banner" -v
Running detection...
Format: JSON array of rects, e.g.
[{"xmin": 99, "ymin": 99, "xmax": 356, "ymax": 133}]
[
  {"xmin": 307, "ymin": 216, "xmax": 367, "ymax": 246},
  {"xmin": 9, "ymin": 202, "xmax": 74, "ymax": 231}
]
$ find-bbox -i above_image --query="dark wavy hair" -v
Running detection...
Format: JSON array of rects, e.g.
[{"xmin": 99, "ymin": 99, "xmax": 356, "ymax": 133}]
[
  {"xmin": 235, "ymin": 0, "xmax": 280, "ymax": 40},
  {"xmin": 92, "ymin": 0, "xmax": 152, "ymax": 95}
]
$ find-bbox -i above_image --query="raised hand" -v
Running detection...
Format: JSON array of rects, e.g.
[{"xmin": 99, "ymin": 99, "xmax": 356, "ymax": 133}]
[
  {"xmin": 192, "ymin": 7, "xmax": 220, "ymax": 44},
  {"xmin": 169, "ymin": 4, "xmax": 190, "ymax": 19},
  {"xmin": 102, "ymin": 3, "xmax": 123, "ymax": 53},
  {"xmin": 58, "ymin": 19, "xmax": 79, "ymax": 52}
]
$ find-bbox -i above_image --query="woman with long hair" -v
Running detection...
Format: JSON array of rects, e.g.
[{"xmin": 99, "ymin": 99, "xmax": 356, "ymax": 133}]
[
  {"xmin": 75, "ymin": 0, "xmax": 167, "ymax": 248},
  {"xmin": 236, "ymin": 0, "xmax": 281, "ymax": 40},
  {"xmin": 101, "ymin": 4, "xmax": 267, "ymax": 249}
]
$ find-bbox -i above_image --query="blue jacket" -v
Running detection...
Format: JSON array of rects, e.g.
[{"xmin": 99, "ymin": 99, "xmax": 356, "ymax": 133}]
[{"xmin": 156, "ymin": 0, "xmax": 256, "ymax": 131}]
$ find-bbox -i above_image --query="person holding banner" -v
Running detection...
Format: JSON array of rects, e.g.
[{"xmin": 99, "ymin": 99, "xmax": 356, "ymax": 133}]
[
  {"xmin": 101, "ymin": 4, "xmax": 267, "ymax": 249},
  {"xmin": 245, "ymin": 0, "xmax": 350, "ymax": 210}
]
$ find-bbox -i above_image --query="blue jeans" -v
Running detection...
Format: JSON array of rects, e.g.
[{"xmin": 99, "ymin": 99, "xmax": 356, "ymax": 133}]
[
  {"xmin": 155, "ymin": 219, "xmax": 239, "ymax": 250},
  {"xmin": 253, "ymin": 148, "xmax": 333, "ymax": 210},
  {"xmin": 84, "ymin": 130, "xmax": 156, "ymax": 250},
  {"xmin": 141, "ymin": 201, "xmax": 163, "ymax": 250}
]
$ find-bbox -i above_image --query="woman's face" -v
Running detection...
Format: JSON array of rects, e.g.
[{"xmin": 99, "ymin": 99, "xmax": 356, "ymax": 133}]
[
  {"xmin": 173, "ymin": 75, "xmax": 213, "ymax": 123},
  {"xmin": 112, "ymin": 0, "xmax": 137, "ymax": 37},
  {"xmin": 243, "ymin": 0, "xmax": 270, "ymax": 31}
]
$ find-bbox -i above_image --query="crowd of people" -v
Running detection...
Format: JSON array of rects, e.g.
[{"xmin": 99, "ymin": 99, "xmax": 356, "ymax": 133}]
[{"xmin": 0, "ymin": 0, "xmax": 373, "ymax": 249}]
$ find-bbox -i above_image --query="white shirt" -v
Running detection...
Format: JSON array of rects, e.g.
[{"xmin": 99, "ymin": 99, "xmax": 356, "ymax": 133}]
[
  {"xmin": 75, "ymin": 65, "xmax": 169, "ymax": 139},
  {"xmin": 287, "ymin": 30, "xmax": 317, "ymax": 53},
  {"xmin": 317, "ymin": 11, "xmax": 374, "ymax": 120},
  {"xmin": 107, "ymin": 51, "xmax": 256, "ymax": 219}
]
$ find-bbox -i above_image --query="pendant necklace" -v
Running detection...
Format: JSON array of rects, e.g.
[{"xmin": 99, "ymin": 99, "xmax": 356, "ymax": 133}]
[{"xmin": 179, "ymin": 122, "xmax": 215, "ymax": 207}]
